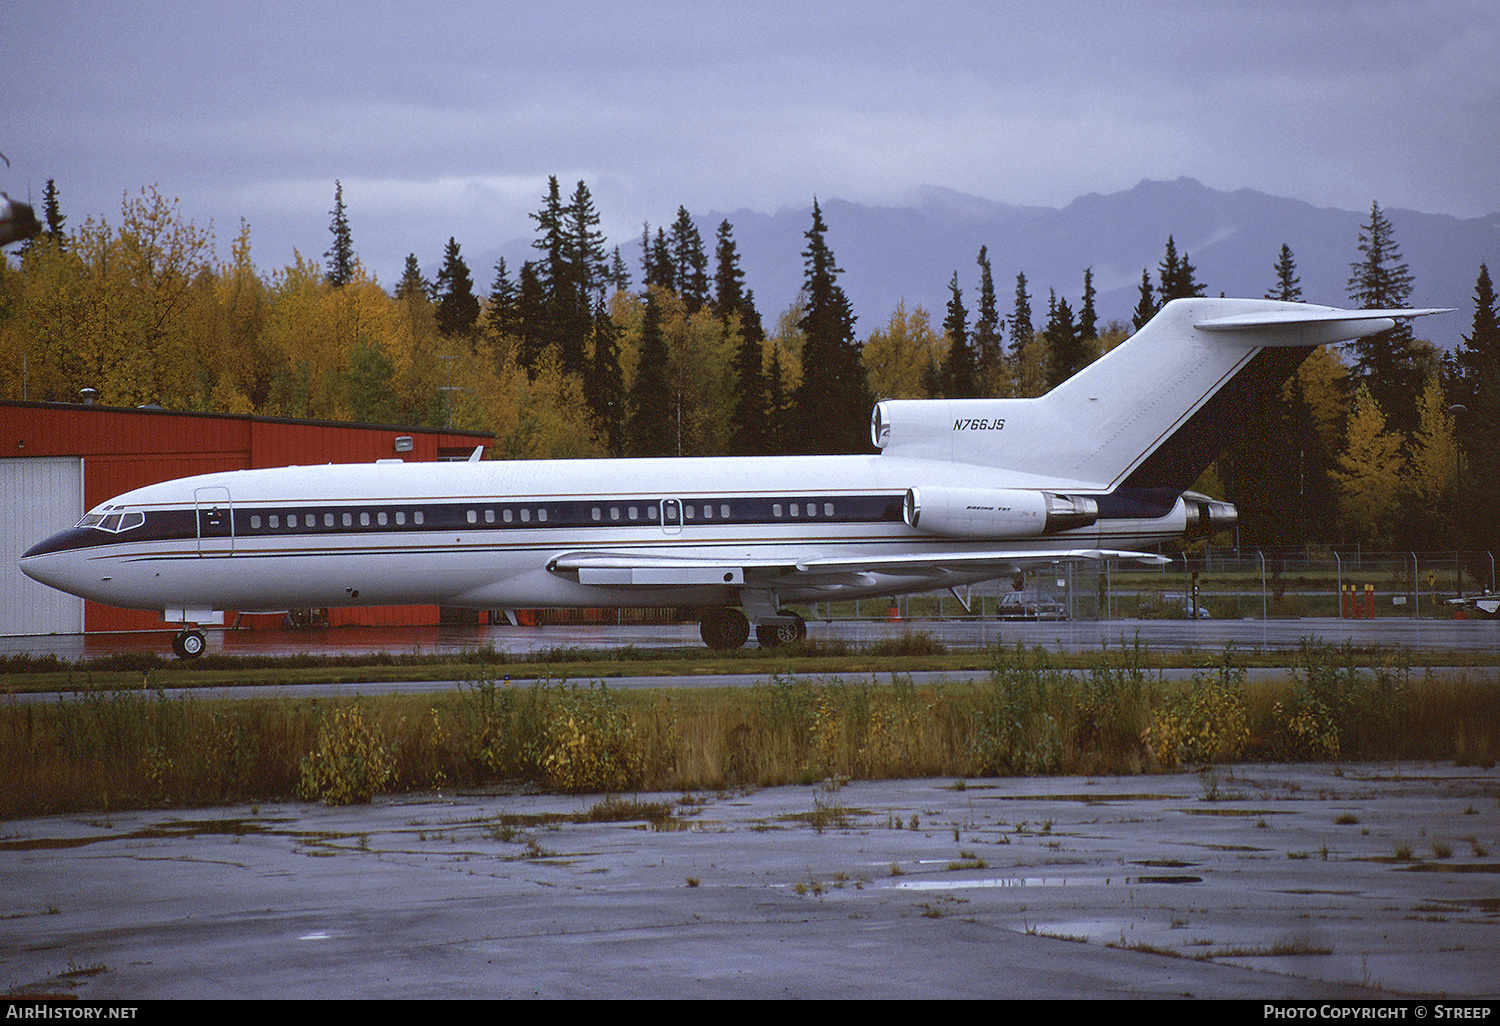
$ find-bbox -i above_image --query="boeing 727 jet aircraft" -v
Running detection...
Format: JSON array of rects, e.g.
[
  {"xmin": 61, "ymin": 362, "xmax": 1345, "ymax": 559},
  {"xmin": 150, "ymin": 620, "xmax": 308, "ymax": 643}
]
[{"xmin": 21, "ymin": 298, "xmax": 1445, "ymax": 656}]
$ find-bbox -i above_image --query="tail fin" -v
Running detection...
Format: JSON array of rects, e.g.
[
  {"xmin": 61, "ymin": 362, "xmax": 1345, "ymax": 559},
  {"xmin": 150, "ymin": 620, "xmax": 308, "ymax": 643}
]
[{"xmin": 871, "ymin": 298, "xmax": 1448, "ymax": 492}]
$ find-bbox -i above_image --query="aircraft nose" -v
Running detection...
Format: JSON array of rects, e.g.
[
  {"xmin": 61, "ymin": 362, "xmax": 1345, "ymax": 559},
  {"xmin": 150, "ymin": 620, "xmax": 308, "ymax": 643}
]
[{"xmin": 19, "ymin": 530, "xmax": 90, "ymax": 595}]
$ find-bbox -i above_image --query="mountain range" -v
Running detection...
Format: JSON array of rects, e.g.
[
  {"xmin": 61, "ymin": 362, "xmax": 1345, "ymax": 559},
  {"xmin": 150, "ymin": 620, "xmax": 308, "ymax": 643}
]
[{"xmin": 481, "ymin": 177, "xmax": 1500, "ymax": 352}]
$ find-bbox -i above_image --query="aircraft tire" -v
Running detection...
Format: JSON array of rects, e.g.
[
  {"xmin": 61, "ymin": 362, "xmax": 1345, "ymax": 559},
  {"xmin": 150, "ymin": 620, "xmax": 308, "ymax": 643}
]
[
  {"xmin": 699, "ymin": 608, "xmax": 749, "ymax": 650},
  {"xmin": 174, "ymin": 630, "xmax": 207, "ymax": 659},
  {"xmin": 756, "ymin": 612, "xmax": 806, "ymax": 648}
]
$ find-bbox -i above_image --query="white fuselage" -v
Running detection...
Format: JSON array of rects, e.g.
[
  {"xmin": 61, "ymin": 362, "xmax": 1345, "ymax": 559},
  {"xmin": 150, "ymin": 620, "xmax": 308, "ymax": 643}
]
[{"xmin": 20, "ymin": 452, "xmax": 1188, "ymax": 618}]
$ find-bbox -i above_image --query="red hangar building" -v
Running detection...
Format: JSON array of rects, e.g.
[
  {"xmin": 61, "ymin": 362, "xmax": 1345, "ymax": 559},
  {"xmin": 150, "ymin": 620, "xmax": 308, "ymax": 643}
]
[{"xmin": 2, "ymin": 400, "xmax": 491, "ymax": 637}]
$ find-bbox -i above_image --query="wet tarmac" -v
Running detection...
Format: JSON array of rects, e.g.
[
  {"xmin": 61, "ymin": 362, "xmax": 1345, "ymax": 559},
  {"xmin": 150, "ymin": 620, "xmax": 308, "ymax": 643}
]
[
  {"xmin": 3, "ymin": 615, "xmax": 1498, "ymax": 663},
  {"xmin": 2, "ymin": 763, "xmax": 1497, "ymax": 1000}
]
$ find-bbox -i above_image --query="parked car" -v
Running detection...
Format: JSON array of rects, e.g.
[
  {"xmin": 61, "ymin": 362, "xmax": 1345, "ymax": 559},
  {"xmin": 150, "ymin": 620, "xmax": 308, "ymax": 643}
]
[
  {"xmin": 997, "ymin": 592, "xmax": 1066, "ymax": 620},
  {"xmin": 1163, "ymin": 594, "xmax": 1213, "ymax": 619}
]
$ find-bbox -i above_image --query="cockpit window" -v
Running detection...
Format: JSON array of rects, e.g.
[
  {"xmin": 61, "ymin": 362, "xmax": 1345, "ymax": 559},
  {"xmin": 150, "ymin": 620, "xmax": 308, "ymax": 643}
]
[{"xmin": 82, "ymin": 510, "xmax": 145, "ymax": 534}]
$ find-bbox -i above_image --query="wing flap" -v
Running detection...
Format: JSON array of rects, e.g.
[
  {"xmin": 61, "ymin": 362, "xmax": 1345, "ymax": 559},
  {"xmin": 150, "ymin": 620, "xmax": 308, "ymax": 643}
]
[{"xmin": 547, "ymin": 548, "xmax": 1170, "ymax": 588}]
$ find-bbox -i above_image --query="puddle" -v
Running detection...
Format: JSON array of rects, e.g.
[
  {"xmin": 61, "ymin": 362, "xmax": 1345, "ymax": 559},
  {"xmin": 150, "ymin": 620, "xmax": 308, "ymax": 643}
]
[
  {"xmin": 0, "ymin": 817, "xmax": 289, "ymax": 852},
  {"xmin": 892, "ymin": 873, "xmax": 1202, "ymax": 891}
]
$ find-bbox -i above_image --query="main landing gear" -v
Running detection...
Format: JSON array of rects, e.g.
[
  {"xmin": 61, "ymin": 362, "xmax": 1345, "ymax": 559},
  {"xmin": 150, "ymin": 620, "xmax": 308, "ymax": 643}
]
[
  {"xmin": 698, "ymin": 607, "xmax": 806, "ymax": 650},
  {"xmin": 171, "ymin": 629, "xmax": 207, "ymax": 659}
]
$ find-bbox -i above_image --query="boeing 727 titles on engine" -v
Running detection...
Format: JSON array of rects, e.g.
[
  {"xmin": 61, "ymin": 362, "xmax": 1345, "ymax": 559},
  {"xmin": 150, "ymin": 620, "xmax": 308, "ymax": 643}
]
[{"xmin": 21, "ymin": 298, "xmax": 1446, "ymax": 656}]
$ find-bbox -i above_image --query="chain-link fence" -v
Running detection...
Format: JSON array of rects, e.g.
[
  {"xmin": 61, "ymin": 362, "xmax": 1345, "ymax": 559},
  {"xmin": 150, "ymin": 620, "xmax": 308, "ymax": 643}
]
[{"xmin": 803, "ymin": 549, "xmax": 1499, "ymax": 622}]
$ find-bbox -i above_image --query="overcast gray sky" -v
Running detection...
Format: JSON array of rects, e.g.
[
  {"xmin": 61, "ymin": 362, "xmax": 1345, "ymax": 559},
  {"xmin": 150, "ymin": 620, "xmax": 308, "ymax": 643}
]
[{"xmin": 7, "ymin": 0, "xmax": 1497, "ymax": 287}]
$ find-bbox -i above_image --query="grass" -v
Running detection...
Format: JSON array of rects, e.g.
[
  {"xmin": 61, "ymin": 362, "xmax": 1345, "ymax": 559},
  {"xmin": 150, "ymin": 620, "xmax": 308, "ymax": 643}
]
[{"xmin": 2, "ymin": 640, "xmax": 1497, "ymax": 818}]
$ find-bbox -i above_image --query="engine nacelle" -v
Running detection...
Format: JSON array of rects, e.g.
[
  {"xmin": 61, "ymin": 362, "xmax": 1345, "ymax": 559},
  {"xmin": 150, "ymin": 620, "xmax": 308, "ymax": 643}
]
[
  {"xmin": 1181, "ymin": 492, "xmax": 1238, "ymax": 538},
  {"xmin": 903, "ymin": 486, "xmax": 1098, "ymax": 539}
]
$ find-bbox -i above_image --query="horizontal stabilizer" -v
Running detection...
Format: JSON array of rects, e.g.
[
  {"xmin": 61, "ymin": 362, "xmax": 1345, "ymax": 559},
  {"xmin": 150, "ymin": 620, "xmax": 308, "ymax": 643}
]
[{"xmin": 1195, "ymin": 307, "xmax": 1451, "ymax": 347}]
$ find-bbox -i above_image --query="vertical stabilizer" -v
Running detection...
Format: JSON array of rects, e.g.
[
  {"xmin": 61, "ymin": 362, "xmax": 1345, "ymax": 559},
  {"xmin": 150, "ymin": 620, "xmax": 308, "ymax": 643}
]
[{"xmin": 872, "ymin": 298, "xmax": 1447, "ymax": 492}]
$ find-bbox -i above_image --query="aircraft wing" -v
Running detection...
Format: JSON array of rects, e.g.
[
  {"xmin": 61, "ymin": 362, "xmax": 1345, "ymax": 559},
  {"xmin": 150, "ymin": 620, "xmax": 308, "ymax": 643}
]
[{"xmin": 547, "ymin": 547, "xmax": 1170, "ymax": 588}]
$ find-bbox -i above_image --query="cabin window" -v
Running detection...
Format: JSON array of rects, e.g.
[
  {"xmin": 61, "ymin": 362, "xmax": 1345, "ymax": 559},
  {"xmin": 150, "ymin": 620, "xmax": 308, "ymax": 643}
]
[
  {"xmin": 591, "ymin": 507, "xmax": 602, "ymax": 521},
  {"xmin": 502, "ymin": 508, "xmax": 513, "ymax": 523},
  {"xmin": 414, "ymin": 511, "xmax": 424, "ymax": 525},
  {"xmin": 521, "ymin": 509, "xmax": 531, "ymax": 523},
  {"xmin": 250, "ymin": 515, "xmax": 262, "ymax": 529},
  {"xmin": 627, "ymin": 506, "xmax": 638, "ymax": 521},
  {"xmin": 824, "ymin": 503, "xmax": 834, "ymax": 517},
  {"xmin": 537, "ymin": 508, "xmax": 548, "ymax": 523},
  {"xmin": 484, "ymin": 509, "xmax": 495, "ymax": 524},
  {"xmin": 789, "ymin": 504, "xmax": 799, "ymax": 517},
  {"xmin": 360, "ymin": 512, "xmax": 370, "ymax": 527},
  {"xmin": 342, "ymin": 512, "xmax": 352, "ymax": 527},
  {"xmin": 377, "ymin": 512, "xmax": 387, "ymax": 526},
  {"xmin": 647, "ymin": 505, "xmax": 658, "ymax": 520},
  {"xmin": 684, "ymin": 505, "xmax": 694, "ymax": 520},
  {"xmin": 610, "ymin": 507, "xmax": 620, "ymax": 521},
  {"xmin": 395, "ymin": 511, "xmax": 405, "ymax": 526},
  {"xmin": 772, "ymin": 504, "xmax": 782, "ymax": 518},
  {"xmin": 721, "ymin": 504, "xmax": 731, "ymax": 518},
  {"xmin": 270, "ymin": 515, "xmax": 280, "ymax": 529},
  {"xmin": 466, "ymin": 509, "xmax": 477, "ymax": 524}
]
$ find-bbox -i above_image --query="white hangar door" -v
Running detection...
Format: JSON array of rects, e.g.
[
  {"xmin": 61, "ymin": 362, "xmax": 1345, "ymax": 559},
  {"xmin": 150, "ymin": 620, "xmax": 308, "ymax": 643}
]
[{"xmin": 1, "ymin": 456, "xmax": 84, "ymax": 636}]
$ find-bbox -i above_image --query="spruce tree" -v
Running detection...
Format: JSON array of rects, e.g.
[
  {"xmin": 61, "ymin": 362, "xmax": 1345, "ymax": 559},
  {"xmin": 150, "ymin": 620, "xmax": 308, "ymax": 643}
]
[
  {"xmin": 1346, "ymin": 201, "xmax": 1421, "ymax": 434},
  {"xmin": 1131, "ymin": 268, "xmax": 1158, "ymax": 330},
  {"xmin": 556, "ymin": 180, "xmax": 607, "ymax": 375},
  {"xmin": 586, "ymin": 292, "xmax": 625, "ymax": 455},
  {"xmin": 1044, "ymin": 292, "xmax": 1082, "ymax": 390},
  {"xmin": 641, "ymin": 225, "xmax": 674, "ymax": 293},
  {"xmin": 972, "ymin": 246, "xmax": 1002, "ymax": 393},
  {"xmin": 942, "ymin": 271, "xmax": 976, "ymax": 398},
  {"xmin": 608, "ymin": 246, "xmax": 633, "ymax": 293},
  {"xmin": 529, "ymin": 176, "xmax": 571, "ymax": 365},
  {"xmin": 324, "ymin": 180, "xmax": 355, "ymax": 288},
  {"xmin": 1008, "ymin": 272, "xmax": 1034, "ymax": 364},
  {"xmin": 433, "ymin": 237, "xmax": 480, "ymax": 340},
  {"xmin": 515, "ymin": 260, "xmax": 547, "ymax": 374},
  {"xmin": 669, "ymin": 207, "xmax": 709, "ymax": 313},
  {"xmin": 1452, "ymin": 264, "xmax": 1500, "ymax": 567},
  {"xmin": 626, "ymin": 292, "xmax": 675, "ymax": 457},
  {"xmin": 486, "ymin": 257, "xmax": 519, "ymax": 341},
  {"xmin": 789, "ymin": 200, "xmax": 870, "ymax": 453},
  {"xmin": 41, "ymin": 179, "xmax": 66, "ymax": 246},
  {"xmin": 1078, "ymin": 267, "xmax": 1098, "ymax": 344},
  {"xmin": 715, "ymin": 221, "xmax": 768, "ymax": 455},
  {"xmin": 1157, "ymin": 235, "xmax": 1205, "ymax": 303},
  {"xmin": 764, "ymin": 343, "xmax": 788, "ymax": 456},
  {"xmin": 395, "ymin": 254, "xmax": 428, "ymax": 301},
  {"xmin": 1266, "ymin": 244, "xmax": 1303, "ymax": 301}
]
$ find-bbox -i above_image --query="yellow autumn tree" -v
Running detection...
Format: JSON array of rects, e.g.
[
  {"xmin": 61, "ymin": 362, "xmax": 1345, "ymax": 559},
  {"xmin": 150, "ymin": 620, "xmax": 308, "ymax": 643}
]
[
  {"xmin": 0, "ymin": 232, "xmax": 87, "ymax": 403},
  {"xmin": 5, "ymin": 187, "xmax": 217, "ymax": 408},
  {"xmin": 1407, "ymin": 373, "xmax": 1457, "ymax": 504},
  {"xmin": 862, "ymin": 300, "xmax": 942, "ymax": 399},
  {"xmin": 1332, "ymin": 385, "xmax": 1406, "ymax": 547}
]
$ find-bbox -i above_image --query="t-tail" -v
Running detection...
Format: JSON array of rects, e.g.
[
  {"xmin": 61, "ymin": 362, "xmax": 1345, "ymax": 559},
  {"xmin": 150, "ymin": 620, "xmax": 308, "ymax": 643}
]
[{"xmin": 871, "ymin": 297, "xmax": 1448, "ymax": 492}]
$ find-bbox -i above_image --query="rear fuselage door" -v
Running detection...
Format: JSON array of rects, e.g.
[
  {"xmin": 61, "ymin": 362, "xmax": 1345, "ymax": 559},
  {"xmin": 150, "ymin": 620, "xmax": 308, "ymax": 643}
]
[{"xmin": 194, "ymin": 486, "xmax": 234, "ymax": 555}]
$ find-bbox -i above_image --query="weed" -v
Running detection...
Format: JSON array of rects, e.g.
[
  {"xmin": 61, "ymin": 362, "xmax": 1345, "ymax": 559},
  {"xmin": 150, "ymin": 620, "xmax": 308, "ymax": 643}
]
[{"xmin": 296, "ymin": 700, "xmax": 397, "ymax": 805}]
